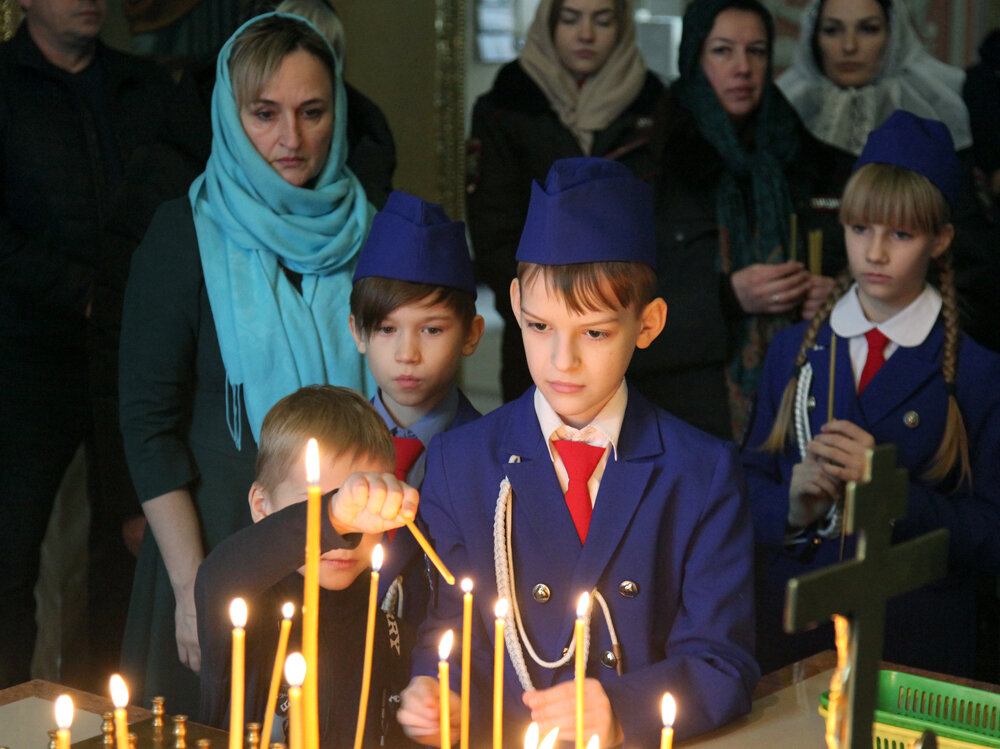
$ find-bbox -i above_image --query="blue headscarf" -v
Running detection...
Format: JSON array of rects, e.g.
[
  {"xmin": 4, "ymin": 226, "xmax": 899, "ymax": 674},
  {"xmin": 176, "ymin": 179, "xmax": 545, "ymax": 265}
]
[{"xmin": 189, "ymin": 12, "xmax": 375, "ymax": 447}]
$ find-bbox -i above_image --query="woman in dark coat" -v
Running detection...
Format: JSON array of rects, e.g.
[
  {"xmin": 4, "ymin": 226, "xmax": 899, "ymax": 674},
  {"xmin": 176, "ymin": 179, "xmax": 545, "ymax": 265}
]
[
  {"xmin": 628, "ymin": 0, "xmax": 839, "ymax": 440},
  {"xmin": 119, "ymin": 13, "xmax": 372, "ymax": 714},
  {"xmin": 467, "ymin": 0, "xmax": 663, "ymax": 402}
]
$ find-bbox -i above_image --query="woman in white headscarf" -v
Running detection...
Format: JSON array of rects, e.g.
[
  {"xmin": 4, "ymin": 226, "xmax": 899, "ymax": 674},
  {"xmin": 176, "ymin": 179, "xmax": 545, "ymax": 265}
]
[
  {"xmin": 466, "ymin": 0, "xmax": 663, "ymax": 402},
  {"xmin": 777, "ymin": 0, "xmax": 971, "ymax": 156}
]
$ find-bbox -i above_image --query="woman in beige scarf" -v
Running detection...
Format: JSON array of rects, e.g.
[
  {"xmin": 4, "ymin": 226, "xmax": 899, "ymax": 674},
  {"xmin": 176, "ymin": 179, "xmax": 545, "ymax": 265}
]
[{"xmin": 468, "ymin": 0, "xmax": 662, "ymax": 401}]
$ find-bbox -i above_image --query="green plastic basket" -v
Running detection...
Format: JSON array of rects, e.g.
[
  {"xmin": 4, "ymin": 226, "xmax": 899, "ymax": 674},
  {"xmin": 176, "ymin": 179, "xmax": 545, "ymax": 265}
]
[{"xmin": 819, "ymin": 670, "xmax": 1000, "ymax": 749}]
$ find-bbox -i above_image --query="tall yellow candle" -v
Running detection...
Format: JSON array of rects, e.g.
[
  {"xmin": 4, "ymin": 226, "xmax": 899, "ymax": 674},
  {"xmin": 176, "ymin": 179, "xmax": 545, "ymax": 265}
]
[
  {"xmin": 110, "ymin": 674, "xmax": 130, "ymax": 749},
  {"xmin": 439, "ymin": 630, "xmax": 454, "ymax": 749},
  {"xmin": 493, "ymin": 599, "xmax": 508, "ymax": 749},
  {"xmin": 230, "ymin": 598, "xmax": 248, "ymax": 749},
  {"xmin": 303, "ymin": 439, "xmax": 321, "ymax": 749},
  {"xmin": 284, "ymin": 654, "xmax": 306, "ymax": 749},
  {"xmin": 460, "ymin": 579, "xmax": 473, "ymax": 749},
  {"xmin": 353, "ymin": 544, "xmax": 383, "ymax": 749},
  {"xmin": 660, "ymin": 693, "xmax": 676, "ymax": 749},
  {"xmin": 54, "ymin": 694, "xmax": 73, "ymax": 749},
  {"xmin": 261, "ymin": 602, "xmax": 294, "ymax": 747},
  {"xmin": 575, "ymin": 593, "xmax": 590, "ymax": 749}
]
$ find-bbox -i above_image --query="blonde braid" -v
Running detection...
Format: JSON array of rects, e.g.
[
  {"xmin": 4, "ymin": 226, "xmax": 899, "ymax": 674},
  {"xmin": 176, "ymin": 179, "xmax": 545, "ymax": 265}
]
[
  {"xmin": 759, "ymin": 271, "xmax": 854, "ymax": 452},
  {"xmin": 923, "ymin": 252, "xmax": 972, "ymax": 487}
]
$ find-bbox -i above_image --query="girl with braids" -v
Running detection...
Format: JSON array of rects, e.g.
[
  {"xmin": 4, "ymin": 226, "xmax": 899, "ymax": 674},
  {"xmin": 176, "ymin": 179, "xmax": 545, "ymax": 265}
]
[{"xmin": 742, "ymin": 110, "xmax": 1000, "ymax": 678}]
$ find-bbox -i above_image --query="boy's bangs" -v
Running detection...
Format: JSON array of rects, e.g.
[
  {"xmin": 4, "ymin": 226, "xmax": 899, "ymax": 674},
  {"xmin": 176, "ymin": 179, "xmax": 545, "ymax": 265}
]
[
  {"xmin": 518, "ymin": 262, "xmax": 656, "ymax": 314},
  {"xmin": 840, "ymin": 163, "xmax": 949, "ymax": 235}
]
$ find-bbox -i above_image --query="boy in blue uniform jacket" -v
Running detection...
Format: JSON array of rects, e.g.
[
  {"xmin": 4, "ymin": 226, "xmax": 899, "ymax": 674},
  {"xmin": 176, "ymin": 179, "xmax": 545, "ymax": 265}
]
[
  {"xmin": 397, "ymin": 158, "xmax": 759, "ymax": 747},
  {"xmin": 349, "ymin": 191, "xmax": 485, "ymax": 622},
  {"xmin": 743, "ymin": 111, "xmax": 1000, "ymax": 678}
]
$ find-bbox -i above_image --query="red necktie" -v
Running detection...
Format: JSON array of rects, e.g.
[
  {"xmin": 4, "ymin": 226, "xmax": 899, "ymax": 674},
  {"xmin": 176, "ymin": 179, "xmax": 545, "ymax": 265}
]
[
  {"xmin": 552, "ymin": 440, "xmax": 606, "ymax": 544},
  {"xmin": 858, "ymin": 328, "xmax": 890, "ymax": 393},
  {"xmin": 389, "ymin": 437, "xmax": 423, "ymax": 542}
]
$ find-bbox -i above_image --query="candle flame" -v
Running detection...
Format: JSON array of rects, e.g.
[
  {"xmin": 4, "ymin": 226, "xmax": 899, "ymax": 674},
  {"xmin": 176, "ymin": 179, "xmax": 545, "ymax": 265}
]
[
  {"xmin": 461, "ymin": 577, "xmax": 473, "ymax": 594},
  {"xmin": 230, "ymin": 597, "xmax": 248, "ymax": 628},
  {"xmin": 55, "ymin": 695, "xmax": 74, "ymax": 729},
  {"xmin": 582, "ymin": 734, "xmax": 597, "ymax": 749},
  {"xmin": 305, "ymin": 439, "xmax": 320, "ymax": 483},
  {"xmin": 438, "ymin": 629, "xmax": 454, "ymax": 660},
  {"xmin": 576, "ymin": 592, "xmax": 590, "ymax": 619},
  {"xmin": 661, "ymin": 693, "xmax": 676, "ymax": 727},
  {"xmin": 540, "ymin": 727, "xmax": 560, "ymax": 749},
  {"xmin": 372, "ymin": 543, "xmax": 384, "ymax": 572},
  {"xmin": 109, "ymin": 674, "xmax": 129, "ymax": 708},
  {"xmin": 284, "ymin": 652, "xmax": 306, "ymax": 687},
  {"xmin": 523, "ymin": 722, "xmax": 539, "ymax": 749},
  {"xmin": 282, "ymin": 601, "xmax": 295, "ymax": 619},
  {"xmin": 495, "ymin": 598, "xmax": 509, "ymax": 619}
]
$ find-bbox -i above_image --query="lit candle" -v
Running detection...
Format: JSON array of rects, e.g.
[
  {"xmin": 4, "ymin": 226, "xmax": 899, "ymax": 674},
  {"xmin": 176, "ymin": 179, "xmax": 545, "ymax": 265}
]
[
  {"xmin": 575, "ymin": 593, "xmax": 589, "ymax": 749},
  {"xmin": 303, "ymin": 439, "xmax": 321, "ymax": 749},
  {"xmin": 493, "ymin": 598, "xmax": 508, "ymax": 749},
  {"xmin": 54, "ymin": 694, "xmax": 73, "ymax": 749},
  {"xmin": 353, "ymin": 543, "xmax": 383, "ymax": 749},
  {"xmin": 460, "ymin": 578, "xmax": 473, "ymax": 749},
  {"xmin": 584, "ymin": 735, "xmax": 599, "ymax": 749},
  {"xmin": 439, "ymin": 630, "xmax": 454, "ymax": 749},
  {"xmin": 110, "ymin": 674, "xmax": 129, "ymax": 749},
  {"xmin": 523, "ymin": 723, "xmax": 559, "ymax": 749},
  {"xmin": 230, "ymin": 598, "xmax": 248, "ymax": 749},
  {"xmin": 261, "ymin": 602, "xmax": 294, "ymax": 747},
  {"xmin": 660, "ymin": 693, "xmax": 676, "ymax": 749},
  {"xmin": 285, "ymin": 653, "xmax": 306, "ymax": 749}
]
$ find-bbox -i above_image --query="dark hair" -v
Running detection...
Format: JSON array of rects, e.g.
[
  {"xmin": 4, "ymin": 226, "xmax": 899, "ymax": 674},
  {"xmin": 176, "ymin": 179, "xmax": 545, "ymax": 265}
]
[
  {"xmin": 679, "ymin": 0, "xmax": 775, "ymax": 83},
  {"xmin": 547, "ymin": 0, "xmax": 628, "ymax": 38},
  {"xmin": 228, "ymin": 14, "xmax": 337, "ymax": 109},
  {"xmin": 810, "ymin": 0, "xmax": 891, "ymax": 73},
  {"xmin": 350, "ymin": 277, "xmax": 478, "ymax": 339},
  {"xmin": 515, "ymin": 261, "xmax": 658, "ymax": 314},
  {"xmin": 256, "ymin": 385, "xmax": 394, "ymax": 493}
]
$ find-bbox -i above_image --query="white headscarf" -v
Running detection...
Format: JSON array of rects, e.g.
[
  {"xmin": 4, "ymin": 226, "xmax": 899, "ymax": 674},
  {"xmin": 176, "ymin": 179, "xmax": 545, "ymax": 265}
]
[
  {"xmin": 776, "ymin": 0, "xmax": 971, "ymax": 155},
  {"xmin": 518, "ymin": 0, "xmax": 648, "ymax": 154}
]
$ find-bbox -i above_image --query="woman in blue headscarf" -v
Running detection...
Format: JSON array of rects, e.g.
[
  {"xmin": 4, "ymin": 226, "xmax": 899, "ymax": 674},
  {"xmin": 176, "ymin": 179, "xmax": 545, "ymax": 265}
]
[{"xmin": 118, "ymin": 12, "xmax": 373, "ymax": 713}]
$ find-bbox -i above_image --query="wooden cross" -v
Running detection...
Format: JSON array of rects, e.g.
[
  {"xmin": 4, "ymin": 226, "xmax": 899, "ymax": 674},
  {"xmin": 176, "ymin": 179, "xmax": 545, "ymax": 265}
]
[{"xmin": 784, "ymin": 444, "xmax": 950, "ymax": 749}]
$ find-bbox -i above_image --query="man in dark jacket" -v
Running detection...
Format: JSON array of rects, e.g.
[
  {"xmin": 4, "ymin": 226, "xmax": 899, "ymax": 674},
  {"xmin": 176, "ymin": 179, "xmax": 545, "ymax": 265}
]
[{"xmin": 0, "ymin": 0, "xmax": 169, "ymax": 688}]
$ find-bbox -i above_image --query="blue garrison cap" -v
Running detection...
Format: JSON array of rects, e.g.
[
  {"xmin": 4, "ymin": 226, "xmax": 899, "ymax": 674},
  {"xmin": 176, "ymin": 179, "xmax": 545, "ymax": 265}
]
[
  {"xmin": 515, "ymin": 158, "xmax": 657, "ymax": 268},
  {"xmin": 854, "ymin": 110, "xmax": 962, "ymax": 211},
  {"xmin": 353, "ymin": 190, "xmax": 476, "ymax": 296}
]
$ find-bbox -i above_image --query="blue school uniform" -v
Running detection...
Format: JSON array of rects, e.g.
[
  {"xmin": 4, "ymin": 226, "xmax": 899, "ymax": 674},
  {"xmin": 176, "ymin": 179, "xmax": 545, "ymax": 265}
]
[
  {"xmin": 412, "ymin": 385, "xmax": 758, "ymax": 746},
  {"xmin": 743, "ymin": 311, "xmax": 1000, "ymax": 677},
  {"xmin": 373, "ymin": 386, "xmax": 481, "ymax": 620}
]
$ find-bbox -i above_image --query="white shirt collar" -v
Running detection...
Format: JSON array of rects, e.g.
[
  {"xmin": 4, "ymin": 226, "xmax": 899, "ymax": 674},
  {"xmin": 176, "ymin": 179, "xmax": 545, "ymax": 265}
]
[
  {"xmin": 534, "ymin": 381, "xmax": 626, "ymax": 461},
  {"xmin": 830, "ymin": 283, "xmax": 941, "ymax": 347}
]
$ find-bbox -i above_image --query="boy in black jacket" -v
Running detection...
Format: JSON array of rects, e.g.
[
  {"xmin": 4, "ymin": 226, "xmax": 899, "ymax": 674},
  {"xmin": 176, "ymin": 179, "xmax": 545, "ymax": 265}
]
[{"xmin": 196, "ymin": 385, "xmax": 420, "ymax": 748}]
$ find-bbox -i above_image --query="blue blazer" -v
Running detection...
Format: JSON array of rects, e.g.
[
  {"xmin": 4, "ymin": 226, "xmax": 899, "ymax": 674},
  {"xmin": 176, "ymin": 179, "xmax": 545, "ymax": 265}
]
[
  {"xmin": 413, "ymin": 386, "xmax": 758, "ymax": 746},
  {"xmin": 377, "ymin": 389, "xmax": 481, "ymax": 616},
  {"xmin": 743, "ymin": 317, "xmax": 1000, "ymax": 677}
]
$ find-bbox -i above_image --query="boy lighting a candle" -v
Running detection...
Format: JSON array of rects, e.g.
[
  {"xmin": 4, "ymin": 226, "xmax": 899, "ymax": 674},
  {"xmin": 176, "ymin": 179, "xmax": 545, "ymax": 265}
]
[
  {"xmin": 398, "ymin": 158, "xmax": 759, "ymax": 747},
  {"xmin": 196, "ymin": 385, "xmax": 421, "ymax": 747}
]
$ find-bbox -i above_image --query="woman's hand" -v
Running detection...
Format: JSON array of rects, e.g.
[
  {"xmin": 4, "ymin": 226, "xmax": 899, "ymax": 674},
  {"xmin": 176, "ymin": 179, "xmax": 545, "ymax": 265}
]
[
  {"xmin": 522, "ymin": 678, "xmax": 623, "ymax": 747},
  {"xmin": 807, "ymin": 420, "xmax": 876, "ymax": 484},
  {"xmin": 174, "ymin": 581, "xmax": 201, "ymax": 672},
  {"xmin": 788, "ymin": 455, "xmax": 842, "ymax": 528},
  {"xmin": 730, "ymin": 261, "xmax": 812, "ymax": 315},
  {"xmin": 802, "ymin": 275, "xmax": 837, "ymax": 320},
  {"xmin": 397, "ymin": 676, "xmax": 460, "ymax": 746},
  {"xmin": 327, "ymin": 472, "xmax": 419, "ymax": 536}
]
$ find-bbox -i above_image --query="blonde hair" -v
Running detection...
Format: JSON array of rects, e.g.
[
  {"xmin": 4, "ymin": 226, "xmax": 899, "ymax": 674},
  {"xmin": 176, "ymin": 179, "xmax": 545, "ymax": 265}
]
[
  {"xmin": 228, "ymin": 14, "xmax": 337, "ymax": 110},
  {"xmin": 274, "ymin": 0, "xmax": 345, "ymax": 59},
  {"xmin": 760, "ymin": 163, "xmax": 970, "ymax": 488},
  {"xmin": 256, "ymin": 385, "xmax": 394, "ymax": 492}
]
